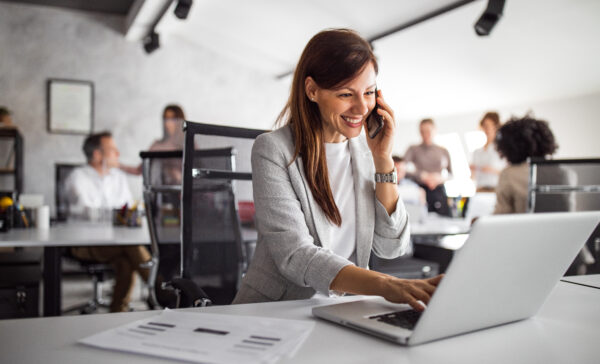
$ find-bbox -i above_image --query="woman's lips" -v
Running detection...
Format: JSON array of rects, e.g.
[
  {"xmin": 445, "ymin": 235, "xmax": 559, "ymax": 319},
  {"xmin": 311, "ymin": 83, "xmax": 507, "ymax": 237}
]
[{"xmin": 342, "ymin": 116, "xmax": 363, "ymax": 128}]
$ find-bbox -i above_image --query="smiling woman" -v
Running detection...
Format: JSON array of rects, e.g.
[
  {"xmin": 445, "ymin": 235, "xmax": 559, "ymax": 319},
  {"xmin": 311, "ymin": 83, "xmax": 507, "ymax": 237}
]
[{"xmin": 232, "ymin": 29, "xmax": 444, "ymax": 310}]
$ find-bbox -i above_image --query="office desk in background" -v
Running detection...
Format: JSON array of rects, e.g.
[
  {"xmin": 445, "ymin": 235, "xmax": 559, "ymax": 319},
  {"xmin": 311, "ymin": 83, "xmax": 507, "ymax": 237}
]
[
  {"xmin": 0, "ymin": 280, "xmax": 598, "ymax": 364},
  {"xmin": 410, "ymin": 214, "xmax": 471, "ymax": 273},
  {"xmin": 0, "ymin": 221, "xmax": 151, "ymax": 317},
  {"xmin": 410, "ymin": 213, "xmax": 471, "ymax": 236},
  {"xmin": 0, "ymin": 222, "xmax": 259, "ymax": 317}
]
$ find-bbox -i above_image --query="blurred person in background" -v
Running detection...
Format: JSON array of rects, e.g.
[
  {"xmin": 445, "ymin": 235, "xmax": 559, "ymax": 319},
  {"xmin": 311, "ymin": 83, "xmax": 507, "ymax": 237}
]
[
  {"xmin": 120, "ymin": 104, "xmax": 186, "ymax": 184},
  {"xmin": 404, "ymin": 119, "xmax": 452, "ymax": 217},
  {"xmin": 0, "ymin": 106, "xmax": 16, "ymax": 128},
  {"xmin": 493, "ymin": 114, "xmax": 592, "ymax": 274},
  {"xmin": 65, "ymin": 131, "xmax": 151, "ymax": 312},
  {"xmin": 470, "ymin": 111, "xmax": 505, "ymax": 192},
  {"xmin": 0, "ymin": 107, "xmax": 18, "ymax": 171},
  {"xmin": 493, "ymin": 115, "xmax": 564, "ymax": 214}
]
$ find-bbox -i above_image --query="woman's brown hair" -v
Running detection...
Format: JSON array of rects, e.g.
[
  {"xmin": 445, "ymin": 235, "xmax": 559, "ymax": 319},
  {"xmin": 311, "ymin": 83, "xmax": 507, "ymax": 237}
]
[
  {"xmin": 162, "ymin": 104, "xmax": 186, "ymax": 140},
  {"xmin": 277, "ymin": 29, "xmax": 378, "ymax": 226},
  {"xmin": 479, "ymin": 111, "xmax": 501, "ymax": 128},
  {"xmin": 163, "ymin": 104, "xmax": 185, "ymax": 120}
]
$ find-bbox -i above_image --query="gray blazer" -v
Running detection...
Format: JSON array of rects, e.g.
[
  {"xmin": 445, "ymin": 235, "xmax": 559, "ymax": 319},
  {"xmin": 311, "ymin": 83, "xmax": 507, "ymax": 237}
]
[{"xmin": 233, "ymin": 125, "xmax": 411, "ymax": 304}]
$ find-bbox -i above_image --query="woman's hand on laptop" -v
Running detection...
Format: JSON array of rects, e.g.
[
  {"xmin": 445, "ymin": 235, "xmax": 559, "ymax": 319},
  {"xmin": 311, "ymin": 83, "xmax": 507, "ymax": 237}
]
[
  {"xmin": 330, "ymin": 266, "xmax": 444, "ymax": 312},
  {"xmin": 380, "ymin": 274, "xmax": 444, "ymax": 311}
]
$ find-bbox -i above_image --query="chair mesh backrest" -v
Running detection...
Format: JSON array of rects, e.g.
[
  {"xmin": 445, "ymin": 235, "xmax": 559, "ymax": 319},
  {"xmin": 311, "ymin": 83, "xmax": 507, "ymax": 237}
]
[
  {"xmin": 530, "ymin": 159, "xmax": 600, "ymax": 212},
  {"xmin": 55, "ymin": 163, "xmax": 82, "ymax": 221},
  {"xmin": 193, "ymin": 133, "xmax": 255, "ymax": 202},
  {"xmin": 141, "ymin": 152, "xmax": 183, "ymax": 245},
  {"xmin": 181, "ymin": 122, "xmax": 265, "ymax": 291}
]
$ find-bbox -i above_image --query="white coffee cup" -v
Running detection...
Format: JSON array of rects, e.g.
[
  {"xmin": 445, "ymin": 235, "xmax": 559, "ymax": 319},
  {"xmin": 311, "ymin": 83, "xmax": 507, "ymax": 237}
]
[{"xmin": 36, "ymin": 205, "xmax": 50, "ymax": 229}]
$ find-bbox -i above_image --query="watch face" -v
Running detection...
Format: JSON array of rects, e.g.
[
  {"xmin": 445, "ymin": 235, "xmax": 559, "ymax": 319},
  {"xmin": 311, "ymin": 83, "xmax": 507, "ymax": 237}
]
[{"xmin": 375, "ymin": 171, "xmax": 397, "ymax": 183}]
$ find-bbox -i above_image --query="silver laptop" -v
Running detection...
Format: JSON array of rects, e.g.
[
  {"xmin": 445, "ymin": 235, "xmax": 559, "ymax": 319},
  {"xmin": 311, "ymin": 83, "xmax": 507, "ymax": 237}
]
[{"xmin": 313, "ymin": 211, "xmax": 600, "ymax": 346}]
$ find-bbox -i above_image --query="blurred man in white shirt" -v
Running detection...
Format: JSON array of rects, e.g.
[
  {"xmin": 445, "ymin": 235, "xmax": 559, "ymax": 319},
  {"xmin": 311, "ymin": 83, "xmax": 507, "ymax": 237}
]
[
  {"xmin": 66, "ymin": 132, "xmax": 133, "ymax": 218},
  {"xmin": 65, "ymin": 132, "xmax": 150, "ymax": 312}
]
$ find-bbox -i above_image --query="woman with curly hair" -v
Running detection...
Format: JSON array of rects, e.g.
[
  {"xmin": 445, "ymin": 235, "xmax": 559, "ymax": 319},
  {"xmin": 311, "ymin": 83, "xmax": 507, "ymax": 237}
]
[
  {"xmin": 494, "ymin": 115, "xmax": 594, "ymax": 274},
  {"xmin": 493, "ymin": 114, "xmax": 562, "ymax": 214}
]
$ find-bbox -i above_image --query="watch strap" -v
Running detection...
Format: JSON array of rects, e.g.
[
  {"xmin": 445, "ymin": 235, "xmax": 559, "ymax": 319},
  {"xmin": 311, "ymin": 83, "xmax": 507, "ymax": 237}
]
[{"xmin": 375, "ymin": 170, "xmax": 398, "ymax": 184}]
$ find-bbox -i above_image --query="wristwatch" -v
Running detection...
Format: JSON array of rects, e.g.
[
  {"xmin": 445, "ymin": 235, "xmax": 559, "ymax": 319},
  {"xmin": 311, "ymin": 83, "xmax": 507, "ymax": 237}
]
[{"xmin": 375, "ymin": 170, "xmax": 397, "ymax": 184}]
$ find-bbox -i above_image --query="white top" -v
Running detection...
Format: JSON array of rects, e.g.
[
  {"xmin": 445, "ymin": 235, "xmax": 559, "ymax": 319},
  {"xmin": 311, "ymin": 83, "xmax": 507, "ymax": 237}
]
[
  {"xmin": 471, "ymin": 144, "xmax": 505, "ymax": 188},
  {"xmin": 65, "ymin": 165, "xmax": 133, "ymax": 217},
  {"xmin": 325, "ymin": 140, "xmax": 356, "ymax": 260}
]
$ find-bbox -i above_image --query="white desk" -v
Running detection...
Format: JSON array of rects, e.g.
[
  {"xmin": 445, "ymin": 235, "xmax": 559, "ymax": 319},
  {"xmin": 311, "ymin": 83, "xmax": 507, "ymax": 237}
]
[
  {"xmin": 410, "ymin": 214, "xmax": 470, "ymax": 273},
  {"xmin": 411, "ymin": 213, "xmax": 471, "ymax": 236},
  {"xmin": 0, "ymin": 281, "xmax": 598, "ymax": 364},
  {"xmin": 0, "ymin": 221, "xmax": 150, "ymax": 248},
  {"xmin": 0, "ymin": 221, "xmax": 150, "ymax": 316}
]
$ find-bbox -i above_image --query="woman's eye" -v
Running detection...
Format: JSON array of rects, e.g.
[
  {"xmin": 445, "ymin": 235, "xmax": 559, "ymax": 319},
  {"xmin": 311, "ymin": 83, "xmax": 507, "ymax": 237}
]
[
  {"xmin": 338, "ymin": 93, "xmax": 352, "ymax": 98},
  {"xmin": 365, "ymin": 90, "xmax": 375, "ymax": 96}
]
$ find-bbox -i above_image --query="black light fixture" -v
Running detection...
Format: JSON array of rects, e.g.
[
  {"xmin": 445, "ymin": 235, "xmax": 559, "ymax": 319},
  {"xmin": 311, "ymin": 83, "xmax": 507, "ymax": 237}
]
[
  {"xmin": 174, "ymin": 0, "xmax": 193, "ymax": 19},
  {"xmin": 474, "ymin": 0, "xmax": 505, "ymax": 36},
  {"xmin": 143, "ymin": 31, "xmax": 160, "ymax": 54}
]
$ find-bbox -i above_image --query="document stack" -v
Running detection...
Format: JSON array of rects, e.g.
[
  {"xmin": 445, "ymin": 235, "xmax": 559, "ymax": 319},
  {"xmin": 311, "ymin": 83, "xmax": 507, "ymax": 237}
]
[{"xmin": 80, "ymin": 309, "xmax": 315, "ymax": 364}]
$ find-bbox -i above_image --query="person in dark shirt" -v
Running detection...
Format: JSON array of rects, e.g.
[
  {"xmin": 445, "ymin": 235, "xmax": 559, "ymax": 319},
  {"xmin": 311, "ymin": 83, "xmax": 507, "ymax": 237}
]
[{"xmin": 404, "ymin": 119, "xmax": 452, "ymax": 216}]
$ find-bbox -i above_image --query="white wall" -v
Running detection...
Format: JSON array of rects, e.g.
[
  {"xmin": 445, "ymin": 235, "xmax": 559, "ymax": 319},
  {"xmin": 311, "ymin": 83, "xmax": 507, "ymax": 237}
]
[
  {"xmin": 0, "ymin": 2, "xmax": 288, "ymax": 213},
  {"xmin": 393, "ymin": 91, "xmax": 600, "ymax": 159}
]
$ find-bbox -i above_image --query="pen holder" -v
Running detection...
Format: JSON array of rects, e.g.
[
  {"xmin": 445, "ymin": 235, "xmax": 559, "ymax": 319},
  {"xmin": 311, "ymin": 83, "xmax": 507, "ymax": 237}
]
[
  {"xmin": 12, "ymin": 207, "xmax": 34, "ymax": 228},
  {"xmin": 160, "ymin": 205, "xmax": 180, "ymax": 227},
  {"xmin": 113, "ymin": 208, "xmax": 142, "ymax": 227}
]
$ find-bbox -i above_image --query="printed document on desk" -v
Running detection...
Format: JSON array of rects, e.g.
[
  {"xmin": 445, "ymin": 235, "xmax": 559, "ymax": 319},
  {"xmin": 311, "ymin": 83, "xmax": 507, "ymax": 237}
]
[{"xmin": 79, "ymin": 309, "xmax": 315, "ymax": 364}]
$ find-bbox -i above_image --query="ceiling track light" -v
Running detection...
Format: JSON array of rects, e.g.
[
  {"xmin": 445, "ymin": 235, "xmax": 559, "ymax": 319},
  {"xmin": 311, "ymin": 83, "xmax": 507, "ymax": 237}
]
[
  {"xmin": 143, "ymin": 31, "xmax": 160, "ymax": 54},
  {"xmin": 474, "ymin": 0, "xmax": 506, "ymax": 36},
  {"xmin": 174, "ymin": 0, "xmax": 193, "ymax": 20}
]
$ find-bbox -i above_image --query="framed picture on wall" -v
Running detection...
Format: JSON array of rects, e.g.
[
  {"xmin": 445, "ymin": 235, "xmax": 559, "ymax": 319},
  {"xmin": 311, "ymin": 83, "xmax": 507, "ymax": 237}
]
[{"xmin": 47, "ymin": 79, "xmax": 94, "ymax": 134}]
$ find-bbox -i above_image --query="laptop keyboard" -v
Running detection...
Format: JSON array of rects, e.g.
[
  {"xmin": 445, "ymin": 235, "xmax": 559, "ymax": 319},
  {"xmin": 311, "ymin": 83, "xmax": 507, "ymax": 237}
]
[{"xmin": 369, "ymin": 310, "xmax": 422, "ymax": 330}]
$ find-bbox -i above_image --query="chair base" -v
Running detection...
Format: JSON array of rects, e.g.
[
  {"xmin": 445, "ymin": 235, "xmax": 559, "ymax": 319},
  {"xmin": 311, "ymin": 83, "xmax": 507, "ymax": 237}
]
[
  {"xmin": 63, "ymin": 298, "xmax": 110, "ymax": 315},
  {"xmin": 62, "ymin": 275, "xmax": 111, "ymax": 314}
]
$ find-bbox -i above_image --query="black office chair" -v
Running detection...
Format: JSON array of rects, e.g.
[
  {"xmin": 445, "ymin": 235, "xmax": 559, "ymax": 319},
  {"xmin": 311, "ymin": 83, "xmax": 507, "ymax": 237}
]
[
  {"xmin": 166, "ymin": 121, "xmax": 265, "ymax": 306},
  {"xmin": 528, "ymin": 158, "xmax": 600, "ymax": 275},
  {"xmin": 140, "ymin": 149, "xmax": 240, "ymax": 308},
  {"xmin": 55, "ymin": 163, "xmax": 112, "ymax": 314},
  {"xmin": 55, "ymin": 163, "xmax": 82, "ymax": 222},
  {"xmin": 140, "ymin": 150, "xmax": 183, "ymax": 309}
]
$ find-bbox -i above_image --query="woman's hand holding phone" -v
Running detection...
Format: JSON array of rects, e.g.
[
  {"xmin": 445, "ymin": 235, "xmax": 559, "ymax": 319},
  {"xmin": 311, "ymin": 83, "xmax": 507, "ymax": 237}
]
[{"xmin": 365, "ymin": 89, "xmax": 396, "ymax": 173}]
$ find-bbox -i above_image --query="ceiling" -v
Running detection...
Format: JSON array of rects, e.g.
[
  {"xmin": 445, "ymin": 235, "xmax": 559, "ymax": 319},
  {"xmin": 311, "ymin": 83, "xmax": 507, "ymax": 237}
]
[
  {"xmin": 1, "ymin": 0, "xmax": 136, "ymax": 15},
  {"xmin": 7, "ymin": 0, "xmax": 598, "ymax": 121},
  {"xmin": 157, "ymin": 0, "xmax": 466, "ymax": 76},
  {"xmin": 155, "ymin": 0, "xmax": 600, "ymax": 120}
]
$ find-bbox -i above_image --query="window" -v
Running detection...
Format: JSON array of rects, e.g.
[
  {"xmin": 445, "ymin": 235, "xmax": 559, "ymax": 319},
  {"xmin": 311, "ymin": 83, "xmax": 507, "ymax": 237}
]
[{"xmin": 464, "ymin": 130, "xmax": 486, "ymax": 155}]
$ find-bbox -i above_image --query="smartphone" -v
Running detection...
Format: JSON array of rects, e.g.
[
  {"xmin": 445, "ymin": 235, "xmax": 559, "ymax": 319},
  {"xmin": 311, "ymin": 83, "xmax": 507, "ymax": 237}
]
[{"xmin": 366, "ymin": 89, "xmax": 384, "ymax": 138}]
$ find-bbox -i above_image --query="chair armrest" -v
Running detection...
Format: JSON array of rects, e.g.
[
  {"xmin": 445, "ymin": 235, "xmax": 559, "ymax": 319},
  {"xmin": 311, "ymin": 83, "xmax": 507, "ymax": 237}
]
[
  {"xmin": 192, "ymin": 168, "xmax": 252, "ymax": 181},
  {"xmin": 163, "ymin": 277, "xmax": 212, "ymax": 308}
]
